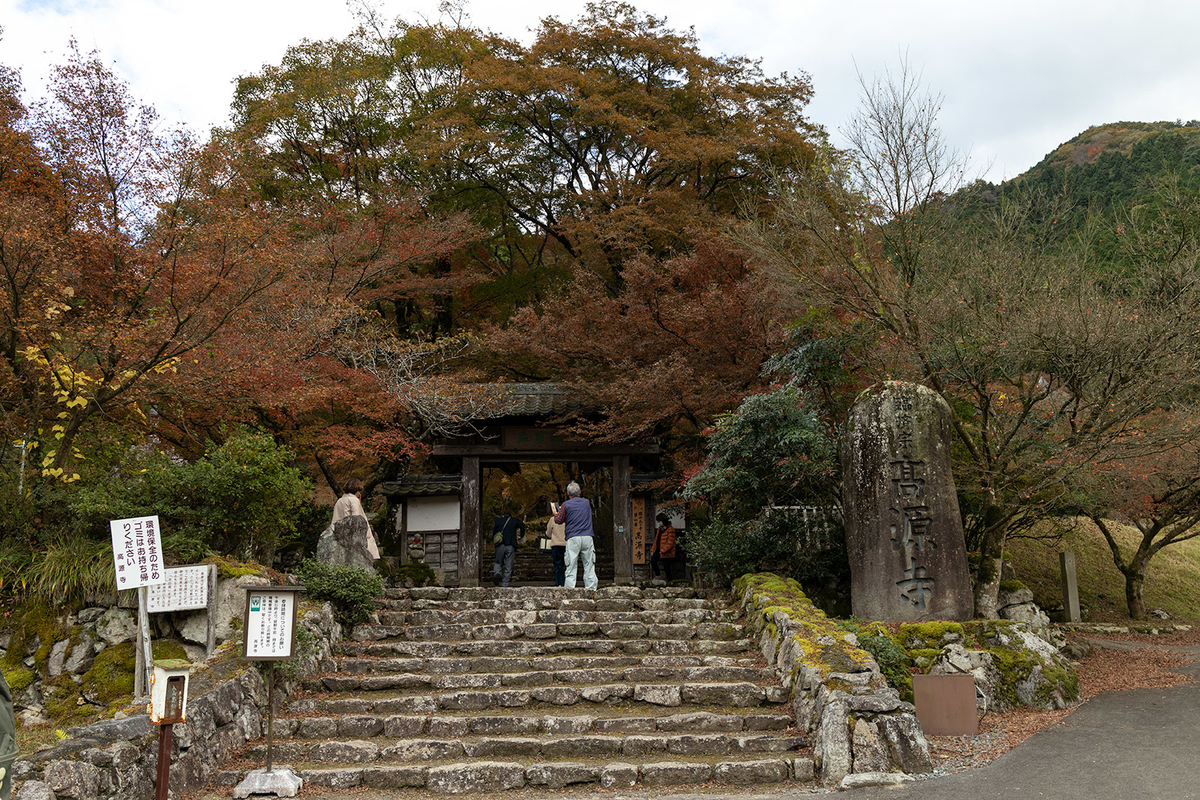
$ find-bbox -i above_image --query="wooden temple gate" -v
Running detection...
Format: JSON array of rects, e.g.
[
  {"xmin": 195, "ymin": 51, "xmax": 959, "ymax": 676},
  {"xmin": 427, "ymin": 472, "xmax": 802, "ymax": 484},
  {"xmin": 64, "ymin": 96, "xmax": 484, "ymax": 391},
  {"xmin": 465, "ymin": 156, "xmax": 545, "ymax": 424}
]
[{"xmin": 382, "ymin": 384, "xmax": 661, "ymax": 587}]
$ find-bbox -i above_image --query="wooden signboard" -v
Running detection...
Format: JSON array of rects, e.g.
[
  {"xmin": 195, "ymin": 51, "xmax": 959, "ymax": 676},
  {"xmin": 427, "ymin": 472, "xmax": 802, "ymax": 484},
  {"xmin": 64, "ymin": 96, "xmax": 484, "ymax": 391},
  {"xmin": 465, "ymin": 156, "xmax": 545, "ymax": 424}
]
[
  {"xmin": 147, "ymin": 565, "xmax": 212, "ymax": 612},
  {"xmin": 913, "ymin": 673, "xmax": 978, "ymax": 735},
  {"xmin": 631, "ymin": 495, "xmax": 648, "ymax": 565}
]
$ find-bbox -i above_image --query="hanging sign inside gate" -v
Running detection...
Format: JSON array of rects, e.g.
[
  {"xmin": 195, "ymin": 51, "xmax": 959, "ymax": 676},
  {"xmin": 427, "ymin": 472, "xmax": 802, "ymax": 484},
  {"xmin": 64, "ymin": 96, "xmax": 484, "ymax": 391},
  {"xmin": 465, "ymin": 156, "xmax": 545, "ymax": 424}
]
[{"xmin": 109, "ymin": 515, "xmax": 165, "ymax": 590}]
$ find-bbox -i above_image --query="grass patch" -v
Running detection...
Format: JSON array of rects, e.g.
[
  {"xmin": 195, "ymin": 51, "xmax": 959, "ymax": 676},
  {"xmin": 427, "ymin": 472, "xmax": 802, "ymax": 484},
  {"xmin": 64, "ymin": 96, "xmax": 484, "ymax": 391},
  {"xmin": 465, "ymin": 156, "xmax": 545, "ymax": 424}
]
[{"xmin": 1006, "ymin": 517, "xmax": 1200, "ymax": 622}]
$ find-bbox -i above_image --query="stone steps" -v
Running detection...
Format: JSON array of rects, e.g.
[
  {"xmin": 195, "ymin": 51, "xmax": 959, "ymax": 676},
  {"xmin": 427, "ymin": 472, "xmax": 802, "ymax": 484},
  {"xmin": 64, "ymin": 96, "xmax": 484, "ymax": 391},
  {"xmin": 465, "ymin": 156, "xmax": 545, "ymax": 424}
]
[
  {"xmin": 275, "ymin": 755, "xmax": 814, "ymax": 792},
  {"xmin": 273, "ymin": 710, "xmax": 795, "ymax": 738},
  {"xmin": 290, "ymin": 680, "xmax": 788, "ymax": 715},
  {"xmin": 227, "ymin": 584, "xmax": 818, "ymax": 794},
  {"xmin": 338, "ymin": 637, "xmax": 757, "ymax": 658},
  {"xmin": 331, "ymin": 653, "xmax": 749, "ymax": 674},
  {"xmin": 312, "ymin": 661, "xmax": 767, "ymax": 685},
  {"xmin": 246, "ymin": 731, "xmax": 805, "ymax": 762},
  {"xmin": 374, "ymin": 608, "xmax": 740, "ymax": 626}
]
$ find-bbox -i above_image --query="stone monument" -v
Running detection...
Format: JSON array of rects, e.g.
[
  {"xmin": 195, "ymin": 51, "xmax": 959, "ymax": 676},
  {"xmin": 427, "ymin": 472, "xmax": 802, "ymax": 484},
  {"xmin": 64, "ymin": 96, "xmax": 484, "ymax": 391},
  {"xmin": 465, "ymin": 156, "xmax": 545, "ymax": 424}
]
[
  {"xmin": 841, "ymin": 381, "xmax": 972, "ymax": 621},
  {"xmin": 315, "ymin": 515, "xmax": 376, "ymax": 571}
]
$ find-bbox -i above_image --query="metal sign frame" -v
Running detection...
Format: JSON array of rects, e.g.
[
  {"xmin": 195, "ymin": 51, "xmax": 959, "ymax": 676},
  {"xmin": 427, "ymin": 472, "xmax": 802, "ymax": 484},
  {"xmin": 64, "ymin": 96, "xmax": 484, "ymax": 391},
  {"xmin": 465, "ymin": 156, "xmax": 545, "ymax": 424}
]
[{"xmin": 241, "ymin": 586, "xmax": 305, "ymax": 662}]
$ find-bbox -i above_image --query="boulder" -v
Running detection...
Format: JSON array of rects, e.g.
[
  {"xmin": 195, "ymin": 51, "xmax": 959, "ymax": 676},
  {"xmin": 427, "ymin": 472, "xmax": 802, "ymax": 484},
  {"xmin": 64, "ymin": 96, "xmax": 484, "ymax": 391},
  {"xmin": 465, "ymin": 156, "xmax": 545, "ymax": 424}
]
[
  {"xmin": 316, "ymin": 516, "xmax": 376, "ymax": 571},
  {"xmin": 930, "ymin": 624, "xmax": 1079, "ymax": 713},
  {"xmin": 64, "ymin": 634, "xmax": 97, "ymax": 676},
  {"xmin": 44, "ymin": 760, "xmax": 101, "ymax": 800},
  {"xmin": 1000, "ymin": 602, "xmax": 1050, "ymax": 630},
  {"xmin": 47, "ymin": 639, "xmax": 70, "ymax": 677},
  {"xmin": 94, "ymin": 609, "xmax": 137, "ymax": 646}
]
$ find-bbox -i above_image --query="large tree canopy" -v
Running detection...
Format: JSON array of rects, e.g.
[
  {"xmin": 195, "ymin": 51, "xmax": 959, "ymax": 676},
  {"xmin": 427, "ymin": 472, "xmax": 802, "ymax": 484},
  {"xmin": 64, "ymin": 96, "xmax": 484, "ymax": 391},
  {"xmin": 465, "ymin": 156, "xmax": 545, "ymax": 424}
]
[
  {"xmin": 0, "ymin": 42, "xmax": 471, "ymax": 506},
  {"xmin": 229, "ymin": 1, "xmax": 824, "ymax": 461}
]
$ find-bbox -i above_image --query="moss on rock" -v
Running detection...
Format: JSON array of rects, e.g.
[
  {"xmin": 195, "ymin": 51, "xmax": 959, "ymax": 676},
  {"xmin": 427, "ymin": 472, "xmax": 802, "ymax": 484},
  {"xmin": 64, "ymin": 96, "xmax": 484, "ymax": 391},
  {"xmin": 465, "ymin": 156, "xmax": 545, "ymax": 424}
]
[
  {"xmin": 3, "ymin": 666, "xmax": 34, "ymax": 693},
  {"xmin": 736, "ymin": 572, "xmax": 875, "ymax": 682},
  {"xmin": 80, "ymin": 643, "xmax": 136, "ymax": 705},
  {"xmin": 3, "ymin": 599, "xmax": 66, "ymax": 673}
]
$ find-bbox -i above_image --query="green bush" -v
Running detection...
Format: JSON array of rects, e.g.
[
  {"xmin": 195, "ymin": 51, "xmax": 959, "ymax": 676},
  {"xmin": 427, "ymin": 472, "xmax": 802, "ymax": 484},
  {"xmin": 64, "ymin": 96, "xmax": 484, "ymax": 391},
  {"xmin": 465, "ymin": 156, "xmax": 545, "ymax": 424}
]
[
  {"xmin": 296, "ymin": 559, "xmax": 384, "ymax": 626},
  {"xmin": 394, "ymin": 561, "xmax": 436, "ymax": 586},
  {"xmin": 857, "ymin": 632, "xmax": 914, "ymax": 701},
  {"xmin": 65, "ymin": 429, "xmax": 313, "ymax": 564},
  {"xmin": 683, "ymin": 386, "xmax": 847, "ymax": 606}
]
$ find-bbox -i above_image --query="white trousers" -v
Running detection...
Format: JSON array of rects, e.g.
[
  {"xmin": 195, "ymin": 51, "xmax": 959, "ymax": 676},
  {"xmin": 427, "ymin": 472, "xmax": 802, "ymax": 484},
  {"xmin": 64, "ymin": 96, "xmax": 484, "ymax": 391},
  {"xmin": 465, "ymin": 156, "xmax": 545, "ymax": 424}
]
[{"xmin": 563, "ymin": 536, "xmax": 597, "ymax": 590}]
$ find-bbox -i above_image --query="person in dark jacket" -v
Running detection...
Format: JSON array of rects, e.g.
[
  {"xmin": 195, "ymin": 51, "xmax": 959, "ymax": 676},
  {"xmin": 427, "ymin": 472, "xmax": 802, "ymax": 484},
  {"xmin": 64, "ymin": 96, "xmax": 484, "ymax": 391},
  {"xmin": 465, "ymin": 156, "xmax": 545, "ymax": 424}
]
[{"xmin": 491, "ymin": 509, "xmax": 526, "ymax": 587}]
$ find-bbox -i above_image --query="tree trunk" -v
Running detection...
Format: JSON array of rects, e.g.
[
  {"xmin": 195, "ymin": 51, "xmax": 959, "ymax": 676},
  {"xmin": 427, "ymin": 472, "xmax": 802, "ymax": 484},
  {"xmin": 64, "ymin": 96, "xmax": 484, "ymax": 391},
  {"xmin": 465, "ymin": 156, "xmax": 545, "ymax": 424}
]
[
  {"xmin": 1125, "ymin": 565, "xmax": 1148, "ymax": 620},
  {"xmin": 974, "ymin": 551, "xmax": 1004, "ymax": 619},
  {"xmin": 972, "ymin": 502, "xmax": 1008, "ymax": 619}
]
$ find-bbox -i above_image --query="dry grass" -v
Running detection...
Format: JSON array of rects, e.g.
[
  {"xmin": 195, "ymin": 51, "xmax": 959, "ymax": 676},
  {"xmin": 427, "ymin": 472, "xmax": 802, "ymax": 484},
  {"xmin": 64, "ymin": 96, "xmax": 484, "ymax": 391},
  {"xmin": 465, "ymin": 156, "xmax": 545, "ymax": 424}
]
[{"xmin": 1006, "ymin": 517, "xmax": 1200, "ymax": 622}]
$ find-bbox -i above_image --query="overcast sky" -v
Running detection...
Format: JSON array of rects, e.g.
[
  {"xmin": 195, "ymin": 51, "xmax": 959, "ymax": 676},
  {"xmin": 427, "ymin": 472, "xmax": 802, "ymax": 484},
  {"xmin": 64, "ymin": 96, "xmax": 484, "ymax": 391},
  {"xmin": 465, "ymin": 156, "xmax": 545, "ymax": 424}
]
[{"xmin": 3, "ymin": 0, "xmax": 1199, "ymax": 184}]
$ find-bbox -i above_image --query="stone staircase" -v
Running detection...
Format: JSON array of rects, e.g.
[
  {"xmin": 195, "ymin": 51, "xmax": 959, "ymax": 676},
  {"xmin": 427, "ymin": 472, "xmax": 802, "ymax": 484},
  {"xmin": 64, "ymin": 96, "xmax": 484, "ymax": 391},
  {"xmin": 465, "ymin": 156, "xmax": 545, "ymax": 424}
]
[{"xmin": 233, "ymin": 585, "xmax": 816, "ymax": 793}]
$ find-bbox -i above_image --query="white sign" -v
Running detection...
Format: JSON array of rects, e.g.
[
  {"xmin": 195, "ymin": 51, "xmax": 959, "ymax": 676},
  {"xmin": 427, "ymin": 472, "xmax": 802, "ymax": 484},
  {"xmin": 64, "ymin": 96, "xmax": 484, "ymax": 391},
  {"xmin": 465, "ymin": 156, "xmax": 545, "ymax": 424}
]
[
  {"xmin": 244, "ymin": 590, "xmax": 297, "ymax": 660},
  {"xmin": 110, "ymin": 515, "xmax": 165, "ymax": 590},
  {"xmin": 147, "ymin": 565, "xmax": 210, "ymax": 612}
]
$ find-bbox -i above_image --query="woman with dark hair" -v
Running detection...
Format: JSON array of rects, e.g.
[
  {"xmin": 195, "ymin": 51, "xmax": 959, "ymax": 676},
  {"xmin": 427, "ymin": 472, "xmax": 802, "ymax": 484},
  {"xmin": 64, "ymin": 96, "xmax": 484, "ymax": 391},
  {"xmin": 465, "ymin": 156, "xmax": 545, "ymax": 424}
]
[{"xmin": 331, "ymin": 478, "xmax": 380, "ymax": 560}]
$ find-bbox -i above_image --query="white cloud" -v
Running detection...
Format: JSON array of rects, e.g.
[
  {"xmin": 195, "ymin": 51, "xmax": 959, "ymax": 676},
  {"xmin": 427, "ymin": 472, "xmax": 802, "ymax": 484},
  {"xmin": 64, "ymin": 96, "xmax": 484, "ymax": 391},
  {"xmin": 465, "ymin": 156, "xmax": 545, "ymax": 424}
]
[{"xmin": 3, "ymin": 0, "xmax": 1199, "ymax": 181}]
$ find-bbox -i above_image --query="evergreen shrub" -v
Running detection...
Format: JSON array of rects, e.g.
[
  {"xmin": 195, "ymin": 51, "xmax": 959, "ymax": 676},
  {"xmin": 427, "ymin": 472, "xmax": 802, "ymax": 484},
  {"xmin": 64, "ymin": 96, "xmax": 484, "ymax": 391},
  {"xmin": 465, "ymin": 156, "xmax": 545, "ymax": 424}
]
[{"xmin": 296, "ymin": 559, "xmax": 384, "ymax": 626}]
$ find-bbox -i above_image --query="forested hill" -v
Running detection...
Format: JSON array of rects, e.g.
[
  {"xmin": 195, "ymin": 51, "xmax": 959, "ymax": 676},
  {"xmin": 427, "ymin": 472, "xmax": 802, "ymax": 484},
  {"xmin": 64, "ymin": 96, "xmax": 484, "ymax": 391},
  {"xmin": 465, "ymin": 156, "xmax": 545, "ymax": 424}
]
[
  {"xmin": 1019, "ymin": 121, "xmax": 1200, "ymax": 204},
  {"xmin": 981, "ymin": 120, "xmax": 1200, "ymax": 210},
  {"xmin": 949, "ymin": 120, "xmax": 1200, "ymax": 270}
]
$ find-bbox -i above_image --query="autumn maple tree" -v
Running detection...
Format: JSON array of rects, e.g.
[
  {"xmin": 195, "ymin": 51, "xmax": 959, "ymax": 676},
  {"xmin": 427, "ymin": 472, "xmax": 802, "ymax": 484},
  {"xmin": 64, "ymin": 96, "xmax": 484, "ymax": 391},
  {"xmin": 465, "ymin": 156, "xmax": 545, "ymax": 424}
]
[
  {"xmin": 229, "ymin": 1, "xmax": 825, "ymax": 462},
  {"xmin": 0, "ymin": 41, "xmax": 473, "ymax": 511}
]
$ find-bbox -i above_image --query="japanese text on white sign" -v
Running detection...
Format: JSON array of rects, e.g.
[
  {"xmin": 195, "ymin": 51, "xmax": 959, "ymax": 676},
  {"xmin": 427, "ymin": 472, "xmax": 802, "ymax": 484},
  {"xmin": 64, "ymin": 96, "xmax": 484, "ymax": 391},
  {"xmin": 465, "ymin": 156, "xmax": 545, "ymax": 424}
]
[
  {"xmin": 109, "ymin": 515, "xmax": 165, "ymax": 590},
  {"xmin": 244, "ymin": 591, "xmax": 296, "ymax": 660},
  {"xmin": 147, "ymin": 565, "xmax": 211, "ymax": 612}
]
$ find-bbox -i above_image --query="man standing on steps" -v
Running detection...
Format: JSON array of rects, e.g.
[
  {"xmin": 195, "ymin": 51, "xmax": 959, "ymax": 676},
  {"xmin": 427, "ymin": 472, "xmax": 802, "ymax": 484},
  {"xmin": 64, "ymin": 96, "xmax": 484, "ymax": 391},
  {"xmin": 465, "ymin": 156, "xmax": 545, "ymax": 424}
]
[
  {"xmin": 491, "ymin": 507, "xmax": 525, "ymax": 587},
  {"xmin": 554, "ymin": 481, "xmax": 598, "ymax": 590}
]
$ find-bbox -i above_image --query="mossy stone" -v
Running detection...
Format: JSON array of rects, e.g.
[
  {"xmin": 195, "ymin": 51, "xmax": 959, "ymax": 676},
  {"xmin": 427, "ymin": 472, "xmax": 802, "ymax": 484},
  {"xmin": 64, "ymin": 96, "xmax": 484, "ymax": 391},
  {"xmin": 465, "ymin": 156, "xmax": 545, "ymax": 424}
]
[
  {"xmin": 2, "ymin": 666, "xmax": 34, "ymax": 693},
  {"xmin": 80, "ymin": 643, "xmax": 137, "ymax": 705}
]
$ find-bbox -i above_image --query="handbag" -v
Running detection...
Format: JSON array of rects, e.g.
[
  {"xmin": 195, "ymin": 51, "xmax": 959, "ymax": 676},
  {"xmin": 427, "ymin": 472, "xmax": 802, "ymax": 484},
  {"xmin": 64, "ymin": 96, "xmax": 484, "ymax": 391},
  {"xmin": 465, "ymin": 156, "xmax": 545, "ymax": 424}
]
[{"xmin": 538, "ymin": 535, "xmax": 552, "ymax": 552}]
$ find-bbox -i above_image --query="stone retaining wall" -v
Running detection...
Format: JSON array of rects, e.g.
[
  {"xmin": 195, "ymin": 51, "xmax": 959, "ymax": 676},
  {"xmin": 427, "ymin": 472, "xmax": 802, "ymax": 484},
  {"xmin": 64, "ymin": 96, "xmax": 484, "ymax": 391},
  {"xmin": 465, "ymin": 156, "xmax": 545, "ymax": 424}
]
[
  {"xmin": 12, "ymin": 602, "xmax": 341, "ymax": 800},
  {"xmin": 732, "ymin": 574, "xmax": 932, "ymax": 786}
]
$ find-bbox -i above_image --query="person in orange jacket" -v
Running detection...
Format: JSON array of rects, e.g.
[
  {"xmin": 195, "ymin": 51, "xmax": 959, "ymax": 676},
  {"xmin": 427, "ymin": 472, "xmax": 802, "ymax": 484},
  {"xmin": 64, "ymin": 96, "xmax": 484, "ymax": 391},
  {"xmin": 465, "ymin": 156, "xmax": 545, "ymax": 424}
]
[{"xmin": 650, "ymin": 512, "xmax": 677, "ymax": 582}]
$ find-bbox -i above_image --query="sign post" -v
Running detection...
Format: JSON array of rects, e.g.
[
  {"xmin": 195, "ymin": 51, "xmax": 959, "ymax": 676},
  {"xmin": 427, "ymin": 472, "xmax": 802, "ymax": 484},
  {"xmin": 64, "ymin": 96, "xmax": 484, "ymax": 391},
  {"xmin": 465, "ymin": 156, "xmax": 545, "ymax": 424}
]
[
  {"xmin": 109, "ymin": 515, "xmax": 165, "ymax": 698},
  {"xmin": 149, "ymin": 659, "xmax": 191, "ymax": 800},
  {"xmin": 233, "ymin": 586, "xmax": 305, "ymax": 799}
]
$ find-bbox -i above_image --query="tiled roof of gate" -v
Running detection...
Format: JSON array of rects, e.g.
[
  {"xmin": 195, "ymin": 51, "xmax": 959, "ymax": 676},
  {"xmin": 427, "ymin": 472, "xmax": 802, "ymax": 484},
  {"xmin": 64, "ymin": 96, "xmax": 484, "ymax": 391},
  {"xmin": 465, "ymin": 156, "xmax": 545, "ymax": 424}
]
[
  {"xmin": 380, "ymin": 475, "xmax": 462, "ymax": 497},
  {"xmin": 480, "ymin": 382, "xmax": 588, "ymax": 418}
]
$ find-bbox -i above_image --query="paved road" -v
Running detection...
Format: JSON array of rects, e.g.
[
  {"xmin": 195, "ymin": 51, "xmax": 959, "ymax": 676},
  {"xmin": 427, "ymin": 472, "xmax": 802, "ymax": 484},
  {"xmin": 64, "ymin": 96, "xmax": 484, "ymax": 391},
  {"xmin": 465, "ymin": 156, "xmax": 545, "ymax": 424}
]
[
  {"xmin": 829, "ymin": 644, "xmax": 1200, "ymax": 800},
  {"xmin": 621, "ymin": 644, "xmax": 1200, "ymax": 800}
]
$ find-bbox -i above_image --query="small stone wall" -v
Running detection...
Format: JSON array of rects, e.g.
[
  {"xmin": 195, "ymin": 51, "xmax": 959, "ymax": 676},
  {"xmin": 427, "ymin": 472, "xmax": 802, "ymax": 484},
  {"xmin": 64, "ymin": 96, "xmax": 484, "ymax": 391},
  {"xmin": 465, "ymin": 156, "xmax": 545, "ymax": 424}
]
[
  {"xmin": 12, "ymin": 603, "xmax": 341, "ymax": 800},
  {"xmin": 732, "ymin": 574, "xmax": 932, "ymax": 786}
]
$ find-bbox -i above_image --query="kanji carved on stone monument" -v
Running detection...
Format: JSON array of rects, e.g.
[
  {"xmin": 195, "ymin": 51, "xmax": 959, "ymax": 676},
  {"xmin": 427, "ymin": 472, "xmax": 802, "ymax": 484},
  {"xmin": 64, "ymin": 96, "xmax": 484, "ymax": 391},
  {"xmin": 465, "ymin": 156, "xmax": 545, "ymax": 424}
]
[{"xmin": 841, "ymin": 381, "xmax": 973, "ymax": 621}]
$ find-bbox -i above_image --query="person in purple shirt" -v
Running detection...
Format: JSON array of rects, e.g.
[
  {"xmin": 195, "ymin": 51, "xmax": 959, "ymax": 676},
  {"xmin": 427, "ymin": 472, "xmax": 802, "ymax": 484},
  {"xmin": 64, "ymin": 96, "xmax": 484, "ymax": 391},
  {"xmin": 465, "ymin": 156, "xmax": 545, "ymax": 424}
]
[{"xmin": 553, "ymin": 481, "xmax": 598, "ymax": 590}]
